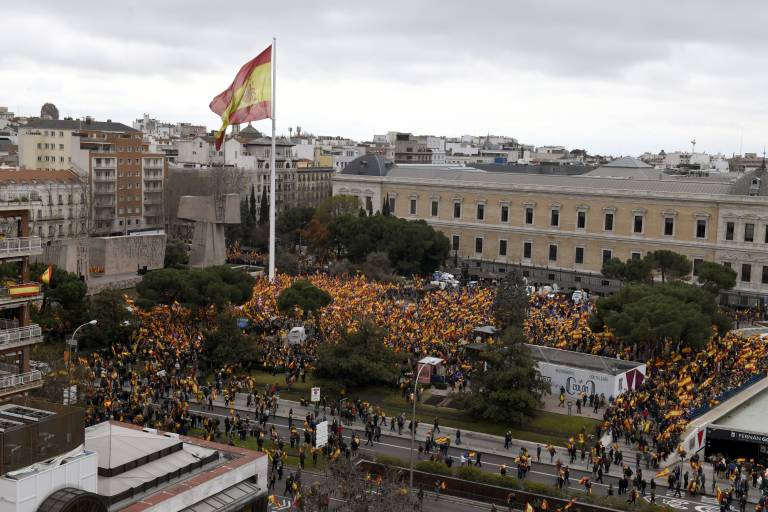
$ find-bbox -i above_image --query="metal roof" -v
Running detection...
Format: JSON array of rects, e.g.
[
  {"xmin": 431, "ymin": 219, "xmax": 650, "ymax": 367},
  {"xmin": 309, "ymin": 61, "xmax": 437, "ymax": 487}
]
[
  {"xmin": 526, "ymin": 344, "xmax": 644, "ymax": 375},
  {"xmin": 180, "ymin": 480, "xmax": 264, "ymax": 512},
  {"xmin": 21, "ymin": 118, "xmax": 138, "ymax": 132}
]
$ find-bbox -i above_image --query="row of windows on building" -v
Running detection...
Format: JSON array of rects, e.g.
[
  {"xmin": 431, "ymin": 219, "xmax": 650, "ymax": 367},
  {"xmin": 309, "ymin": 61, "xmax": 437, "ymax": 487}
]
[
  {"xmin": 402, "ymin": 198, "xmax": 708, "ymax": 239},
  {"xmin": 452, "ymin": 234, "xmax": 768, "ymax": 285},
  {"xmin": 35, "ymin": 222, "xmax": 85, "ymax": 237},
  {"xmin": 37, "ymin": 143, "xmax": 65, "ymax": 150},
  {"xmin": 37, "ymin": 155, "xmax": 70, "ymax": 163},
  {"xmin": 724, "ymin": 221, "xmax": 768, "ymax": 243}
]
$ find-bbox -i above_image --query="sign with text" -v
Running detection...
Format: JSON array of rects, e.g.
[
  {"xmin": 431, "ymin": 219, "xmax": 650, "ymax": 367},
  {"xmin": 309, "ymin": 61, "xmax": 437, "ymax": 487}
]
[
  {"xmin": 316, "ymin": 420, "xmax": 329, "ymax": 448},
  {"xmin": 311, "ymin": 387, "xmax": 320, "ymax": 402}
]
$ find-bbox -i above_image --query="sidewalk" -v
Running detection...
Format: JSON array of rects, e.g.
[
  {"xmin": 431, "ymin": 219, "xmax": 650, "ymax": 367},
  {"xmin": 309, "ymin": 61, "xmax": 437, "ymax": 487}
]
[{"xmin": 194, "ymin": 391, "xmax": 759, "ymax": 503}]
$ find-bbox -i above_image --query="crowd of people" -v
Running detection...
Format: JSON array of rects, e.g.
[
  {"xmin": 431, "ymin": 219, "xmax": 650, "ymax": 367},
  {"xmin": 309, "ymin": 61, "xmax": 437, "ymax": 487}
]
[{"xmin": 71, "ymin": 271, "xmax": 768, "ymax": 507}]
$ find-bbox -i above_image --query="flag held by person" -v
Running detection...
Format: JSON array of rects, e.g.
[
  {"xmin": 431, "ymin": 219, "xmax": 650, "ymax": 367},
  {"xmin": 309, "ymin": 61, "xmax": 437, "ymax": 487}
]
[
  {"xmin": 40, "ymin": 265, "xmax": 52, "ymax": 284},
  {"xmin": 210, "ymin": 45, "xmax": 272, "ymax": 150}
]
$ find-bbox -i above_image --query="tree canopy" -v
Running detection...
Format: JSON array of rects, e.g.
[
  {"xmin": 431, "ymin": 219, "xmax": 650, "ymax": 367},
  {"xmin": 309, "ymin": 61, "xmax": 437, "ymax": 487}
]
[
  {"xmin": 328, "ymin": 214, "xmax": 449, "ymax": 275},
  {"xmin": 315, "ymin": 195, "xmax": 361, "ymax": 223},
  {"xmin": 164, "ymin": 238, "xmax": 189, "ymax": 268},
  {"xmin": 460, "ymin": 328, "xmax": 549, "ymax": 425},
  {"xmin": 493, "ymin": 270, "xmax": 529, "ymax": 329},
  {"xmin": 203, "ymin": 314, "xmax": 259, "ymax": 369},
  {"xmin": 696, "ymin": 261, "xmax": 737, "ymax": 294},
  {"xmin": 137, "ymin": 266, "xmax": 255, "ymax": 310},
  {"xmin": 277, "ymin": 279, "xmax": 332, "ymax": 319},
  {"xmin": 77, "ymin": 290, "xmax": 133, "ymax": 351},
  {"xmin": 646, "ymin": 250, "xmax": 691, "ymax": 283},
  {"xmin": 314, "ymin": 321, "xmax": 400, "ymax": 388},
  {"xmin": 589, "ymin": 281, "xmax": 731, "ymax": 354}
]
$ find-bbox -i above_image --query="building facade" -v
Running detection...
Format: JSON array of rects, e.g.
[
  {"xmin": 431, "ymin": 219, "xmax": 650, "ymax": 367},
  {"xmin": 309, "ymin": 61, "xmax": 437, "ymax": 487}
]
[
  {"xmin": 334, "ymin": 155, "xmax": 768, "ymax": 304},
  {"xmin": 17, "ymin": 118, "xmax": 168, "ymax": 235}
]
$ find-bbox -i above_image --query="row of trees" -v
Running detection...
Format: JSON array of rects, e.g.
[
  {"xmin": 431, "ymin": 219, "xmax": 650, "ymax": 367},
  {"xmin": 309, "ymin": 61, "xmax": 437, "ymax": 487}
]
[{"xmin": 594, "ymin": 250, "xmax": 736, "ymax": 356}]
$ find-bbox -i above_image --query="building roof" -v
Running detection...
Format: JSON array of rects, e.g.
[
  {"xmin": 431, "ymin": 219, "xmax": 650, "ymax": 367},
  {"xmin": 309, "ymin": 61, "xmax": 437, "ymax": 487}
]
[
  {"xmin": 85, "ymin": 422, "xmax": 184, "ymax": 470},
  {"xmin": 526, "ymin": 344, "xmax": 644, "ymax": 375},
  {"xmin": 475, "ymin": 163, "xmax": 593, "ymax": 176},
  {"xmin": 340, "ymin": 154, "xmax": 392, "ymax": 176},
  {"xmin": 379, "ymin": 164, "xmax": 739, "ymax": 195},
  {"xmin": 22, "ymin": 118, "xmax": 137, "ymax": 133},
  {"xmin": 602, "ymin": 156, "xmax": 652, "ymax": 168},
  {"xmin": 0, "ymin": 168, "xmax": 80, "ymax": 185}
]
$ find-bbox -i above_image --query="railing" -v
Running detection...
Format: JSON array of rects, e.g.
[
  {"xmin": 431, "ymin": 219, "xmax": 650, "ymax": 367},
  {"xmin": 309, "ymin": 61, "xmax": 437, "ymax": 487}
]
[
  {"xmin": 687, "ymin": 374, "xmax": 766, "ymax": 420},
  {"xmin": 0, "ymin": 324, "xmax": 43, "ymax": 347},
  {"xmin": 0, "ymin": 370, "xmax": 43, "ymax": 392},
  {"xmin": 0, "ymin": 237, "xmax": 42, "ymax": 256}
]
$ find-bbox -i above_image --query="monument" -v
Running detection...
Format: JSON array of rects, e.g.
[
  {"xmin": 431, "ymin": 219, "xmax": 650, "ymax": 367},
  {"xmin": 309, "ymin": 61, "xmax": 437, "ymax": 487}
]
[{"xmin": 177, "ymin": 194, "xmax": 240, "ymax": 267}]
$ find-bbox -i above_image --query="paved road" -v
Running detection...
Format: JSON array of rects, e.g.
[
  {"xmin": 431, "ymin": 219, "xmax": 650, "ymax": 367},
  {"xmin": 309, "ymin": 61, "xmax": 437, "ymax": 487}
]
[{"xmin": 189, "ymin": 402, "xmax": 750, "ymax": 511}]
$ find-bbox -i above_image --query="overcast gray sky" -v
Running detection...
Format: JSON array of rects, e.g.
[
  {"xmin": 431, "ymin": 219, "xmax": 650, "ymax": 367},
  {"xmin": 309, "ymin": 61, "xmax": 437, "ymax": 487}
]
[{"xmin": 3, "ymin": 0, "xmax": 768, "ymax": 155}]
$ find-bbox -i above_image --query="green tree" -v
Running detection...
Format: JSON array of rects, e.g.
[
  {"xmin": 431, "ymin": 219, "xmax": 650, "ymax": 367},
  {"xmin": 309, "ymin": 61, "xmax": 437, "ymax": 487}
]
[
  {"xmin": 601, "ymin": 257, "xmax": 652, "ymax": 283},
  {"xmin": 78, "ymin": 290, "xmax": 132, "ymax": 351},
  {"xmin": 601, "ymin": 258, "xmax": 626, "ymax": 280},
  {"xmin": 258, "ymin": 188, "xmax": 269, "ymax": 226},
  {"xmin": 314, "ymin": 321, "xmax": 399, "ymax": 388},
  {"xmin": 460, "ymin": 328, "xmax": 549, "ymax": 425},
  {"xmin": 697, "ymin": 261, "xmax": 737, "ymax": 294},
  {"xmin": 647, "ymin": 250, "xmax": 691, "ymax": 283},
  {"xmin": 589, "ymin": 282, "xmax": 731, "ymax": 355},
  {"xmin": 315, "ymin": 195, "xmax": 361, "ymax": 223},
  {"xmin": 278, "ymin": 207, "xmax": 315, "ymax": 249},
  {"xmin": 381, "ymin": 199, "xmax": 391, "ymax": 217},
  {"xmin": 204, "ymin": 314, "xmax": 259, "ymax": 369},
  {"xmin": 275, "ymin": 250, "xmax": 299, "ymax": 276},
  {"xmin": 493, "ymin": 270, "xmax": 529, "ymax": 329},
  {"xmin": 137, "ymin": 266, "xmax": 254, "ymax": 310},
  {"xmin": 277, "ymin": 279, "xmax": 332, "ymax": 319},
  {"xmin": 30, "ymin": 263, "xmax": 88, "ymax": 340},
  {"xmin": 249, "ymin": 184, "xmax": 257, "ymax": 221},
  {"xmin": 164, "ymin": 238, "xmax": 189, "ymax": 268}
]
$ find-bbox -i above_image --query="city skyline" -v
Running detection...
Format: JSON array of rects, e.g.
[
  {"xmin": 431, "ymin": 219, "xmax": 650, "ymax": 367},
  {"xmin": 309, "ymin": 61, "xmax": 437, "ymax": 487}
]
[{"xmin": 3, "ymin": 0, "xmax": 768, "ymax": 155}]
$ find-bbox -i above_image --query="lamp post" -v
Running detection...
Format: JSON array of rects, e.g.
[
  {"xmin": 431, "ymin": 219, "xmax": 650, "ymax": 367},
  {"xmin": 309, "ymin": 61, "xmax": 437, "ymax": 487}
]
[
  {"xmin": 409, "ymin": 362, "xmax": 430, "ymax": 491},
  {"xmin": 65, "ymin": 320, "xmax": 97, "ymax": 404}
]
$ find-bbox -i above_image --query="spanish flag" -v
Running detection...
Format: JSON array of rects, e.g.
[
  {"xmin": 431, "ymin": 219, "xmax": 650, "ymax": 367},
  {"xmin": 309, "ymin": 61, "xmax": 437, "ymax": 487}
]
[
  {"xmin": 656, "ymin": 467, "xmax": 670, "ymax": 479},
  {"xmin": 41, "ymin": 265, "xmax": 52, "ymax": 285},
  {"xmin": 210, "ymin": 44, "xmax": 273, "ymax": 150}
]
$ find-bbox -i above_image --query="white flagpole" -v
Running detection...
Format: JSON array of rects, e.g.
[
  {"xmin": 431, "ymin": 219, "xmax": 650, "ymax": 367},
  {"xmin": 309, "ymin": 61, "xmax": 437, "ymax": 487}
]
[{"xmin": 269, "ymin": 36, "xmax": 277, "ymax": 282}]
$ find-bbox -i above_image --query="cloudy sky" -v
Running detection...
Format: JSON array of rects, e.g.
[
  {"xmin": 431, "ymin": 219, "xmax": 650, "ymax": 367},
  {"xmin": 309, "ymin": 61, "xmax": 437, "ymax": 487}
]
[{"xmin": 3, "ymin": 0, "xmax": 768, "ymax": 155}]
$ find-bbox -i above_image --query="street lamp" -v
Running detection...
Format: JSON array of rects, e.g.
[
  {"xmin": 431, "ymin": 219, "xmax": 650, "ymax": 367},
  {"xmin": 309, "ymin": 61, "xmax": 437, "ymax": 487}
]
[
  {"xmin": 409, "ymin": 362, "xmax": 430, "ymax": 491},
  {"xmin": 65, "ymin": 319, "xmax": 97, "ymax": 405}
]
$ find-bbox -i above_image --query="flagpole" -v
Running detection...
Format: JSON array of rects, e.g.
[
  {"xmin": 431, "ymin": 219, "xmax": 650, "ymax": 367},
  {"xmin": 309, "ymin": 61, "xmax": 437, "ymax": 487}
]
[{"xmin": 269, "ymin": 36, "xmax": 277, "ymax": 282}]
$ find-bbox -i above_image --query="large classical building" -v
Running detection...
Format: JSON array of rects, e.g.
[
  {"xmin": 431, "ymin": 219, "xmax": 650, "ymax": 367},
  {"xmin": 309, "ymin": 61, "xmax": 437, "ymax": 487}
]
[
  {"xmin": 334, "ymin": 155, "xmax": 768, "ymax": 304},
  {"xmin": 17, "ymin": 117, "xmax": 168, "ymax": 235}
]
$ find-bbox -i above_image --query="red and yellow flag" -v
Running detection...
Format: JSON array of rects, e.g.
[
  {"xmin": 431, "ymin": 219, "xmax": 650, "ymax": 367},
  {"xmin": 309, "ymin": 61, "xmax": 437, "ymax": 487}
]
[
  {"xmin": 41, "ymin": 265, "xmax": 52, "ymax": 285},
  {"xmin": 210, "ymin": 45, "xmax": 272, "ymax": 150}
]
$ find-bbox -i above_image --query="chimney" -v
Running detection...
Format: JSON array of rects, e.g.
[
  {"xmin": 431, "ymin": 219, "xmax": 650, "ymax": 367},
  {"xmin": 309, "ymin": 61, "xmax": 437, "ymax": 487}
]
[
  {"xmin": 85, "ymin": 116, "xmax": 92, "ymax": 124},
  {"xmin": 106, "ymin": 119, "xmax": 111, "ymax": 123}
]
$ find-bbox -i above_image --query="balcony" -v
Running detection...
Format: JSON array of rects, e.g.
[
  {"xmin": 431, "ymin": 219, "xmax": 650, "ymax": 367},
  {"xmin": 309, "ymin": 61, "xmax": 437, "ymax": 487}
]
[
  {"xmin": 0, "ymin": 237, "xmax": 42, "ymax": 258},
  {"xmin": 0, "ymin": 284, "xmax": 43, "ymax": 308},
  {"xmin": 0, "ymin": 366, "xmax": 43, "ymax": 397},
  {"xmin": 94, "ymin": 188, "xmax": 115, "ymax": 195},
  {"xmin": 0, "ymin": 324, "xmax": 43, "ymax": 351},
  {"xmin": 94, "ymin": 175, "xmax": 115, "ymax": 182}
]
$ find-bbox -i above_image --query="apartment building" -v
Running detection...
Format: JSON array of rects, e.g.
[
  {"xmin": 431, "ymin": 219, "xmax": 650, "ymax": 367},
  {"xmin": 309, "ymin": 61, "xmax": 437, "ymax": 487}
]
[
  {"xmin": 0, "ymin": 168, "xmax": 88, "ymax": 239},
  {"xmin": 17, "ymin": 118, "xmax": 167, "ymax": 235},
  {"xmin": 0, "ymin": 198, "xmax": 44, "ymax": 401},
  {"xmin": 334, "ymin": 155, "xmax": 768, "ymax": 305}
]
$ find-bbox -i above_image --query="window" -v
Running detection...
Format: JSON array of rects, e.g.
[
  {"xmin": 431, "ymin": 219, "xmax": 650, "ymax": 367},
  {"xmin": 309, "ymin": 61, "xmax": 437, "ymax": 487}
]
[
  {"xmin": 631, "ymin": 251, "xmax": 641, "ymax": 260},
  {"xmin": 550, "ymin": 209, "xmax": 559, "ymax": 227},
  {"xmin": 523, "ymin": 241, "xmax": 532, "ymax": 259},
  {"xmin": 453, "ymin": 202, "xmax": 461, "ymax": 219},
  {"xmin": 499, "ymin": 239, "xmax": 507, "ymax": 256},
  {"xmin": 500, "ymin": 205, "xmax": 509, "ymax": 223},
  {"xmin": 696, "ymin": 219, "xmax": 707, "ymax": 239},
  {"xmin": 575, "ymin": 247, "xmax": 584, "ymax": 264},
  {"xmin": 693, "ymin": 258, "xmax": 703, "ymax": 276},
  {"xmin": 741, "ymin": 263, "xmax": 752, "ymax": 282},
  {"xmin": 409, "ymin": 198, "xmax": 416, "ymax": 215},
  {"xmin": 548, "ymin": 244, "xmax": 558, "ymax": 262},
  {"xmin": 745, "ymin": 223, "xmax": 755, "ymax": 242},
  {"xmin": 664, "ymin": 217, "xmax": 675, "ymax": 236},
  {"xmin": 633, "ymin": 215, "xmax": 644, "ymax": 234},
  {"xmin": 388, "ymin": 196, "xmax": 395, "ymax": 214},
  {"xmin": 474, "ymin": 237, "xmax": 483, "ymax": 254},
  {"xmin": 524, "ymin": 207, "xmax": 534, "ymax": 225},
  {"xmin": 763, "ymin": 266, "xmax": 768, "ymax": 285},
  {"xmin": 576, "ymin": 211, "xmax": 586, "ymax": 229},
  {"xmin": 431, "ymin": 200, "xmax": 438, "ymax": 217},
  {"xmin": 602, "ymin": 249, "xmax": 613, "ymax": 263},
  {"xmin": 451, "ymin": 235, "xmax": 460, "ymax": 251},
  {"xmin": 725, "ymin": 222, "xmax": 735, "ymax": 241},
  {"xmin": 476, "ymin": 204, "xmax": 485, "ymax": 221},
  {"xmin": 604, "ymin": 213, "xmax": 614, "ymax": 231},
  {"xmin": 765, "ymin": 225, "xmax": 768, "ymax": 243}
]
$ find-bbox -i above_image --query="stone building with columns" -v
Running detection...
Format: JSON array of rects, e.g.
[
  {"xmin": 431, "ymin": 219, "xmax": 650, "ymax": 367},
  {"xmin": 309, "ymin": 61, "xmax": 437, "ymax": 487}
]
[{"xmin": 333, "ymin": 155, "xmax": 768, "ymax": 305}]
